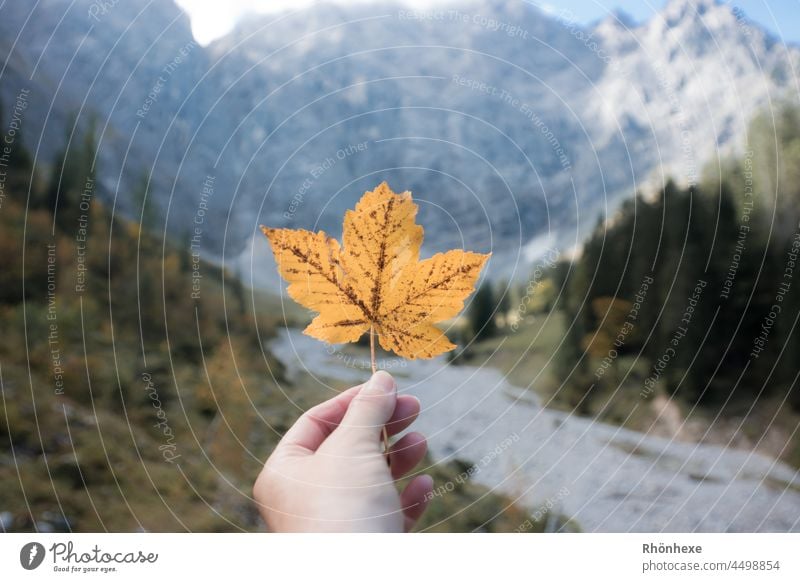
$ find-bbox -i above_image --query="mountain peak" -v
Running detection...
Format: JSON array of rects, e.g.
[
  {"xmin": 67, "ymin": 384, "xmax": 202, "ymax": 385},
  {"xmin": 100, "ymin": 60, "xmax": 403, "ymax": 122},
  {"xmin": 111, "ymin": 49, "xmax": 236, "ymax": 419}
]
[
  {"xmin": 663, "ymin": 0, "xmax": 720, "ymax": 24},
  {"xmin": 600, "ymin": 8, "xmax": 637, "ymax": 29},
  {"xmin": 615, "ymin": 8, "xmax": 637, "ymax": 25},
  {"xmin": 593, "ymin": 8, "xmax": 639, "ymax": 43}
]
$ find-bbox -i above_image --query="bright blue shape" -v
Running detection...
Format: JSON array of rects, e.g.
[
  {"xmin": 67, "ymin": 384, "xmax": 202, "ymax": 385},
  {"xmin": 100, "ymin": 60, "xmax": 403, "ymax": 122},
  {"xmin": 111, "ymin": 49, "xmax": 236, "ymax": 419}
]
[{"xmin": 527, "ymin": 0, "xmax": 800, "ymax": 44}]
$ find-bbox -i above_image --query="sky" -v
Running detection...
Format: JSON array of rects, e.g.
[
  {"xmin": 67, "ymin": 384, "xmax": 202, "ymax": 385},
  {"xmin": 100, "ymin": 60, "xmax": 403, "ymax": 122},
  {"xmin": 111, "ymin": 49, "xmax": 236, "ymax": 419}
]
[{"xmin": 174, "ymin": 0, "xmax": 800, "ymax": 46}]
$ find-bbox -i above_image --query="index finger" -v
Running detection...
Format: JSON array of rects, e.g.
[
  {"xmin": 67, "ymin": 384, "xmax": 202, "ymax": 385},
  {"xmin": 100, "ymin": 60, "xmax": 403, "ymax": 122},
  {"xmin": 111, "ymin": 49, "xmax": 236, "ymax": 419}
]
[
  {"xmin": 277, "ymin": 387, "xmax": 420, "ymax": 454},
  {"xmin": 278, "ymin": 385, "xmax": 362, "ymax": 453}
]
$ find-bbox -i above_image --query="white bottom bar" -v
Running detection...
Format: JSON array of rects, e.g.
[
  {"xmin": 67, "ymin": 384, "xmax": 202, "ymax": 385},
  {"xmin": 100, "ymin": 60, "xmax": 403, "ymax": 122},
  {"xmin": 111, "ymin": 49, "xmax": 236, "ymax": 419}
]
[{"xmin": 2, "ymin": 533, "xmax": 798, "ymax": 580}]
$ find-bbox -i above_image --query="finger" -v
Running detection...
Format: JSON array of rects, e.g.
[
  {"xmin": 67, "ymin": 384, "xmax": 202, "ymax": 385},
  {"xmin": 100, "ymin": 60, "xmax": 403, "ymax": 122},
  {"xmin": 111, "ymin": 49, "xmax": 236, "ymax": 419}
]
[
  {"xmin": 333, "ymin": 371, "xmax": 396, "ymax": 448},
  {"xmin": 277, "ymin": 384, "xmax": 363, "ymax": 453},
  {"xmin": 400, "ymin": 474, "xmax": 434, "ymax": 532},
  {"xmin": 389, "ymin": 432, "xmax": 427, "ymax": 480},
  {"xmin": 277, "ymin": 378, "xmax": 413, "ymax": 454},
  {"xmin": 386, "ymin": 395, "xmax": 420, "ymax": 437}
]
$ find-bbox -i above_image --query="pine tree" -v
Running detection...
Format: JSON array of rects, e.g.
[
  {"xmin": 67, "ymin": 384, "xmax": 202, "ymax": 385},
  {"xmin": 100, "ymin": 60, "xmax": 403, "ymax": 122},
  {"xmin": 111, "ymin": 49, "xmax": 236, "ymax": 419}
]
[
  {"xmin": 469, "ymin": 283, "xmax": 496, "ymax": 341},
  {"xmin": 0, "ymin": 96, "xmax": 37, "ymax": 203},
  {"xmin": 45, "ymin": 114, "xmax": 98, "ymax": 231}
]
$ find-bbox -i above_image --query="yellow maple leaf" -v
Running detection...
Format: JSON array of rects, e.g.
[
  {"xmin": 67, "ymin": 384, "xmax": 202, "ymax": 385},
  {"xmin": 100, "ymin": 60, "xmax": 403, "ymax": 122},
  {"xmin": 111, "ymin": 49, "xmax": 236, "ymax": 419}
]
[{"xmin": 261, "ymin": 182, "xmax": 490, "ymax": 359}]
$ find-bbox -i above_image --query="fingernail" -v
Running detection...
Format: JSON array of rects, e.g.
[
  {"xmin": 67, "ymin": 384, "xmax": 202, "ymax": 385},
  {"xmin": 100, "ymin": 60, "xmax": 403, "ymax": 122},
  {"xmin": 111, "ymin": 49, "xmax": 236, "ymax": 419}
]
[{"xmin": 364, "ymin": 370, "xmax": 395, "ymax": 394}]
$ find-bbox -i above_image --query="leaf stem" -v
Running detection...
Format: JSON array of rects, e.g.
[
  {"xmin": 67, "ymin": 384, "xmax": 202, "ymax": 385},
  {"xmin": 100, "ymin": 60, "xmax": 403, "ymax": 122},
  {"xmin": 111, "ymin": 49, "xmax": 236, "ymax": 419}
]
[{"xmin": 370, "ymin": 325, "xmax": 391, "ymax": 464}]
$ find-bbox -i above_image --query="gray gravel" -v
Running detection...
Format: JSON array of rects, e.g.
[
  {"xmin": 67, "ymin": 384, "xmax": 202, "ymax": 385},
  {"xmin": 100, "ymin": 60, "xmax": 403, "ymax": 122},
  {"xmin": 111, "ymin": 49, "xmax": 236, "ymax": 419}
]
[{"xmin": 271, "ymin": 329, "xmax": 800, "ymax": 532}]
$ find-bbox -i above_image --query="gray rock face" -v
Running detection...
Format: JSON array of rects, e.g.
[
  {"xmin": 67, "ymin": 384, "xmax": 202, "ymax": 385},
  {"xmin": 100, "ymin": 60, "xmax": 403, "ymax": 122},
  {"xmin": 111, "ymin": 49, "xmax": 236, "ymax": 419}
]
[{"xmin": 1, "ymin": 0, "xmax": 797, "ymax": 278}]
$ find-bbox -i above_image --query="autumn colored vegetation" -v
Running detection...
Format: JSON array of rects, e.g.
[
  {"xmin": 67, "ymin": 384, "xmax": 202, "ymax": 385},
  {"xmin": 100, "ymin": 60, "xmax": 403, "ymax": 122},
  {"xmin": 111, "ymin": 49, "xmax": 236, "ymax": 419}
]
[{"xmin": 0, "ymin": 111, "xmax": 540, "ymax": 532}]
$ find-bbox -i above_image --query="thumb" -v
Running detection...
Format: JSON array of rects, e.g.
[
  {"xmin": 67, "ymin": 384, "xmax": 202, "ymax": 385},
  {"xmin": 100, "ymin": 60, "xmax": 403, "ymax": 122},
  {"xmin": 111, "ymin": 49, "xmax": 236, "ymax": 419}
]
[{"xmin": 333, "ymin": 371, "xmax": 396, "ymax": 446}]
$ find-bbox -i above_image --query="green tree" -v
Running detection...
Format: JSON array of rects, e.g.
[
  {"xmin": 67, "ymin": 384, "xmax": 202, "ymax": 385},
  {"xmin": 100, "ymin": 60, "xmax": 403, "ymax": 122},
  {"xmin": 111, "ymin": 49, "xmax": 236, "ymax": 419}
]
[
  {"xmin": 0, "ymin": 96, "xmax": 38, "ymax": 204},
  {"xmin": 45, "ymin": 115, "xmax": 98, "ymax": 231},
  {"xmin": 469, "ymin": 283, "xmax": 496, "ymax": 341},
  {"xmin": 747, "ymin": 101, "xmax": 800, "ymax": 237}
]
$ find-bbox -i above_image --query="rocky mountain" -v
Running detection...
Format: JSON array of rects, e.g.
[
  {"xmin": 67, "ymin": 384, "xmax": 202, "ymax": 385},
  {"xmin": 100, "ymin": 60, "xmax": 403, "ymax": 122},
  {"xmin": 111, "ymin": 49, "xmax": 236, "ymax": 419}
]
[{"xmin": 1, "ymin": 0, "xmax": 797, "ymax": 284}]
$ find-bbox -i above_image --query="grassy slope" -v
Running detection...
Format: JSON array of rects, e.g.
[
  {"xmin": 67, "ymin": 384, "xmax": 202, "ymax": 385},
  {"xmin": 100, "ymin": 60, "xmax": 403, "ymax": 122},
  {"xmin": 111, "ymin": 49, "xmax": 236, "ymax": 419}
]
[{"xmin": 0, "ymin": 195, "xmax": 551, "ymax": 532}]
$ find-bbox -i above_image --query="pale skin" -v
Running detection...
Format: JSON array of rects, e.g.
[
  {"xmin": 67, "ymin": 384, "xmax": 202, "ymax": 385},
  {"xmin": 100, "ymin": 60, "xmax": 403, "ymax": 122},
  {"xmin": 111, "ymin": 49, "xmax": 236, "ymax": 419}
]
[{"xmin": 253, "ymin": 371, "xmax": 434, "ymax": 532}]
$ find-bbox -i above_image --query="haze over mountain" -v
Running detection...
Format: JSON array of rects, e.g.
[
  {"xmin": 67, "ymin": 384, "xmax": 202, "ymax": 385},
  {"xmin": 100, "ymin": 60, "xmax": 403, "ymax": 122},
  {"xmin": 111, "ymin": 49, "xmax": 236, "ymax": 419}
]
[{"xmin": 1, "ymin": 0, "xmax": 797, "ymax": 283}]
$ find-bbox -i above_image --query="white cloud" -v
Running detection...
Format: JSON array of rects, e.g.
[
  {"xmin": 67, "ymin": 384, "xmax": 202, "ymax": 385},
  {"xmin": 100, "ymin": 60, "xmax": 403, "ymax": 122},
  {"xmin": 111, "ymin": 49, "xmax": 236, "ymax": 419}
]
[{"xmin": 175, "ymin": 0, "xmax": 453, "ymax": 45}]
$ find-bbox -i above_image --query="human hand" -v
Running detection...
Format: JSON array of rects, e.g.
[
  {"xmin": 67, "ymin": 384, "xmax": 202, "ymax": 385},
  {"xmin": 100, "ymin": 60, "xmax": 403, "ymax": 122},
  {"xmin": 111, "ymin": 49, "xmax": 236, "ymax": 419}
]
[{"xmin": 253, "ymin": 371, "xmax": 434, "ymax": 532}]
